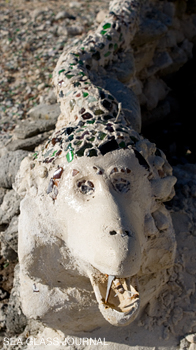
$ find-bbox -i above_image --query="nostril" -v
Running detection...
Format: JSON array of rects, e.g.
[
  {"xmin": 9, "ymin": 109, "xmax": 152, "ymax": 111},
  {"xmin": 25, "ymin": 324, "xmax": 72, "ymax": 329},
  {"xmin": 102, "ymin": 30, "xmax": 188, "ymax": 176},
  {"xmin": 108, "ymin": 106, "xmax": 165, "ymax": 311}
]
[
  {"xmin": 121, "ymin": 230, "xmax": 131, "ymax": 237},
  {"xmin": 109, "ymin": 230, "xmax": 117, "ymax": 235},
  {"xmin": 109, "ymin": 230, "xmax": 132, "ymax": 236}
]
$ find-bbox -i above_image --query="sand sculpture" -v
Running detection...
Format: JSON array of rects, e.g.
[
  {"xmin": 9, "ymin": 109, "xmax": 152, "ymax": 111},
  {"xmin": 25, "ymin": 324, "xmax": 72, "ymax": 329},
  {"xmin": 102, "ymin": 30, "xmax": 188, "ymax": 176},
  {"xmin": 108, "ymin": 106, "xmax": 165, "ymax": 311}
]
[{"xmin": 14, "ymin": 0, "xmax": 177, "ymax": 332}]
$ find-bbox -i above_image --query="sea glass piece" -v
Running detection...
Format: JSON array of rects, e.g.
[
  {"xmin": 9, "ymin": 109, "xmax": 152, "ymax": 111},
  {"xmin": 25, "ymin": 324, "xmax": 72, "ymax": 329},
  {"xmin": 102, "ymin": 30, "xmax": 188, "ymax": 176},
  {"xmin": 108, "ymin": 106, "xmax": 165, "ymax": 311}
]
[
  {"xmin": 86, "ymin": 149, "xmax": 98, "ymax": 157},
  {"xmin": 103, "ymin": 23, "xmax": 111, "ymax": 30},
  {"xmin": 66, "ymin": 150, "xmax": 74, "ymax": 163},
  {"xmin": 82, "ymin": 112, "xmax": 93, "ymax": 120},
  {"xmin": 76, "ymin": 143, "xmax": 93, "ymax": 157},
  {"xmin": 53, "ymin": 167, "xmax": 63, "ymax": 179},
  {"xmin": 94, "ymin": 109, "xmax": 104, "ymax": 115}
]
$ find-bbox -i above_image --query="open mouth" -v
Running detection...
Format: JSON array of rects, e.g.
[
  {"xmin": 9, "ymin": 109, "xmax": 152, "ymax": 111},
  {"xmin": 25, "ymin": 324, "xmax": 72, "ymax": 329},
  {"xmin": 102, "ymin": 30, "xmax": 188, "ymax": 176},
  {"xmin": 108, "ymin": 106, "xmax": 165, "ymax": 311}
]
[{"xmin": 88, "ymin": 270, "xmax": 140, "ymax": 326}]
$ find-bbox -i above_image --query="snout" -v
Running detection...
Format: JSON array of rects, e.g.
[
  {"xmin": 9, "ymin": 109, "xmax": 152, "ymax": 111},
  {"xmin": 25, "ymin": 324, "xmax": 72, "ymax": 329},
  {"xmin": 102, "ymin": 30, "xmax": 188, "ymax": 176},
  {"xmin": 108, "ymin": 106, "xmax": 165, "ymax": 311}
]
[
  {"xmin": 92, "ymin": 223, "xmax": 141, "ymax": 278},
  {"xmin": 66, "ymin": 185, "xmax": 143, "ymax": 279}
]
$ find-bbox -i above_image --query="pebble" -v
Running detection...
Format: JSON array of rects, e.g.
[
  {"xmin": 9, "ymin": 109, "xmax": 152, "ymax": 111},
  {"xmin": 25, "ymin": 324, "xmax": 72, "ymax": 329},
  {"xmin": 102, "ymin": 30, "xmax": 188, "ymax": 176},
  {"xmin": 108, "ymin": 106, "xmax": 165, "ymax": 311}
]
[
  {"xmin": 37, "ymin": 83, "xmax": 45, "ymax": 91},
  {"xmin": 46, "ymin": 90, "xmax": 57, "ymax": 105},
  {"xmin": 31, "ymin": 8, "xmax": 47, "ymax": 21},
  {"xmin": 109, "ymin": 51, "xmax": 135, "ymax": 83},
  {"xmin": 1, "ymin": 240, "xmax": 18, "ymax": 261},
  {"xmin": 57, "ymin": 26, "xmax": 68, "ymax": 37},
  {"xmin": 69, "ymin": 1, "xmax": 81, "ymax": 8},
  {"xmin": 1, "ymin": 215, "xmax": 18, "ymax": 253},
  {"xmin": 0, "ymin": 150, "xmax": 29, "ymax": 189},
  {"xmin": 96, "ymin": 10, "xmax": 106, "ymax": 23},
  {"xmin": 13, "ymin": 119, "xmax": 56, "ymax": 140},
  {"xmin": 133, "ymin": 18, "xmax": 167, "ymax": 46},
  {"xmin": 0, "ymin": 188, "xmax": 7, "ymax": 205},
  {"xmin": 67, "ymin": 25, "xmax": 84, "ymax": 36},
  {"xmin": 147, "ymin": 51, "xmax": 173, "ymax": 76},
  {"xmin": 0, "ymin": 288, "xmax": 9, "ymax": 301},
  {"xmin": 161, "ymin": 46, "xmax": 188, "ymax": 75},
  {"xmin": 6, "ymin": 264, "xmax": 27, "ymax": 334},
  {"xmin": 55, "ymin": 11, "xmax": 75, "ymax": 21},
  {"xmin": 186, "ymin": 334, "xmax": 196, "ymax": 344},
  {"xmin": 143, "ymin": 77, "xmax": 170, "ymax": 110},
  {"xmin": 0, "ymin": 189, "xmax": 20, "ymax": 225},
  {"xmin": 27, "ymin": 103, "xmax": 60, "ymax": 120},
  {"xmin": 7, "ymin": 131, "xmax": 52, "ymax": 152}
]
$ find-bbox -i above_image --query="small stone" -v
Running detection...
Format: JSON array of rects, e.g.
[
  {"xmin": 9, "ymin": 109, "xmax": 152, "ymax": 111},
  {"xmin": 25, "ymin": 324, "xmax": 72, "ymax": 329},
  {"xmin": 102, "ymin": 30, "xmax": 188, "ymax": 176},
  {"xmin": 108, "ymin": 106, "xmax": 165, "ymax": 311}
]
[
  {"xmin": 0, "ymin": 188, "xmax": 7, "ymax": 205},
  {"xmin": 7, "ymin": 132, "xmax": 52, "ymax": 152},
  {"xmin": 160, "ymin": 46, "xmax": 188, "ymax": 75},
  {"xmin": 109, "ymin": 51, "xmax": 135, "ymax": 83},
  {"xmin": 186, "ymin": 334, "xmax": 196, "ymax": 344},
  {"xmin": 0, "ymin": 150, "xmax": 29, "ymax": 189},
  {"xmin": 96, "ymin": 10, "xmax": 106, "ymax": 23},
  {"xmin": 157, "ymin": 30, "xmax": 177, "ymax": 49},
  {"xmin": 27, "ymin": 103, "xmax": 60, "ymax": 121},
  {"xmin": 46, "ymin": 90, "xmax": 57, "ymax": 105},
  {"xmin": 37, "ymin": 83, "xmax": 45, "ymax": 91},
  {"xmin": 31, "ymin": 8, "xmax": 46, "ymax": 21},
  {"xmin": 13, "ymin": 119, "xmax": 56, "ymax": 140},
  {"xmin": 0, "ymin": 189, "xmax": 20, "ymax": 225},
  {"xmin": 143, "ymin": 77, "xmax": 170, "ymax": 110},
  {"xmin": 128, "ymin": 78, "xmax": 143, "ymax": 96},
  {"xmin": 1, "ymin": 241, "xmax": 17, "ymax": 261},
  {"xmin": 57, "ymin": 26, "xmax": 68, "ymax": 37},
  {"xmin": 0, "ymin": 287, "xmax": 9, "ymax": 301},
  {"xmin": 67, "ymin": 25, "xmax": 84, "ymax": 36},
  {"xmin": 133, "ymin": 18, "xmax": 167, "ymax": 46},
  {"xmin": 69, "ymin": 1, "xmax": 81, "ymax": 8},
  {"xmin": 2, "ymin": 215, "xmax": 18, "ymax": 252},
  {"xmin": 6, "ymin": 264, "xmax": 27, "ymax": 334},
  {"xmin": 55, "ymin": 11, "xmax": 75, "ymax": 21},
  {"xmin": 147, "ymin": 51, "xmax": 173, "ymax": 76},
  {"xmin": 134, "ymin": 42, "xmax": 156, "ymax": 74}
]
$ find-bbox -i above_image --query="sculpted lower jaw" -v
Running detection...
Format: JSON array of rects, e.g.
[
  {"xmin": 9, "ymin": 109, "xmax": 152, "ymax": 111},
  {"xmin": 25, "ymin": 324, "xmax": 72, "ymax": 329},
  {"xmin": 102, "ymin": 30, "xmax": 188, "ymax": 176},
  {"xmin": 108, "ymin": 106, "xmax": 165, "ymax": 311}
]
[{"xmin": 88, "ymin": 270, "xmax": 140, "ymax": 326}]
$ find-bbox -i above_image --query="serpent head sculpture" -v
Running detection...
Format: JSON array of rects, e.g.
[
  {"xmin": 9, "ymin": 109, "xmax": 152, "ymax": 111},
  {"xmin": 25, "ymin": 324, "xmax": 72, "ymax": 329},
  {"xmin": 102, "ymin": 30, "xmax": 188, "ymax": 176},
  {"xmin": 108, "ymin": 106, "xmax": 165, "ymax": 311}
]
[{"xmin": 15, "ymin": 0, "xmax": 177, "ymax": 332}]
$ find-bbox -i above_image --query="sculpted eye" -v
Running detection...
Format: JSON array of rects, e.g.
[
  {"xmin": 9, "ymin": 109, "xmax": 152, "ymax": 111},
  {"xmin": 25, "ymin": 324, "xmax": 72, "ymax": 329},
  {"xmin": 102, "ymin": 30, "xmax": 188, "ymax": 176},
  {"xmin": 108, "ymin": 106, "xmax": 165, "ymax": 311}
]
[
  {"xmin": 77, "ymin": 180, "xmax": 95, "ymax": 195},
  {"xmin": 112, "ymin": 178, "xmax": 130, "ymax": 193}
]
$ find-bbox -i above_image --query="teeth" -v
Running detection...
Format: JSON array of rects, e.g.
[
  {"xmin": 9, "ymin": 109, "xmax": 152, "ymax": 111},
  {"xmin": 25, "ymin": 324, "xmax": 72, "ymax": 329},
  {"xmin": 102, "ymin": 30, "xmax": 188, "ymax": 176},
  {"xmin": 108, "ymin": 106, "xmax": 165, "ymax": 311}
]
[
  {"xmin": 88, "ymin": 271, "xmax": 140, "ymax": 326},
  {"xmin": 105, "ymin": 275, "xmax": 115, "ymax": 303}
]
